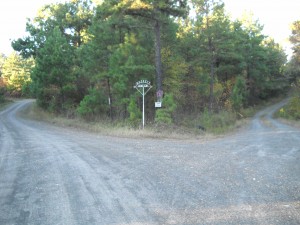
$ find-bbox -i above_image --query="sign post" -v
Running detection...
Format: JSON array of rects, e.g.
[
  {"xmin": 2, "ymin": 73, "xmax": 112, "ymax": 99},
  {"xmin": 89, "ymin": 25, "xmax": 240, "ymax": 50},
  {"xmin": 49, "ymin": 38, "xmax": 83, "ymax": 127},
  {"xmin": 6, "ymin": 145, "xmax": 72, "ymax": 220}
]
[
  {"xmin": 155, "ymin": 90, "xmax": 163, "ymax": 108},
  {"xmin": 134, "ymin": 80, "xmax": 152, "ymax": 129}
]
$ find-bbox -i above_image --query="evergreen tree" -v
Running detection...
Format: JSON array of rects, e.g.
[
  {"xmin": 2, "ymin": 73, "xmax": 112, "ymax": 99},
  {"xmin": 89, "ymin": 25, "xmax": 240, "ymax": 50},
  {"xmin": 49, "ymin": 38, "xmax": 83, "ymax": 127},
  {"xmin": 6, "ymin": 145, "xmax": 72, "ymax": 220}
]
[
  {"xmin": 114, "ymin": 0, "xmax": 188, "ymax": 100},
  {"xmin": 32, "ymin": 27, "xmax": 75, "ymax": 111},
  {"xmin": 9, "ymin": 0, "xmax": 289, "ymax": 125},
  {"xmin": 288, "ymin": 20, "xmax": 300, "ymax": 85},
  {"xmin": 2, "ymin": 52, "xmax": 33, "ymax": 96},
  {"xmin": 12, "ymin": 0, "xmax": 94, "ymax": 58}
]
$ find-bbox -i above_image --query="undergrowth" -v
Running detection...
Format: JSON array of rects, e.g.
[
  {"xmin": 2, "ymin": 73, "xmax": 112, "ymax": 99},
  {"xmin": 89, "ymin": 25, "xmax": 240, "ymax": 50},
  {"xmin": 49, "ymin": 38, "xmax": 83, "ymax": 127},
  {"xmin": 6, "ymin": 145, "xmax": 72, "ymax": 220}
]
[
  {"xmin": 276, "ymin": 96, "xmax": 300, "ymax": 120},
  {"xmin": 20, "ymin": 97, "xmax": 286, "ymax": 139},
  {"xmin": 22, "ymin": 103, "xmax": 212, "ymax": 139}
]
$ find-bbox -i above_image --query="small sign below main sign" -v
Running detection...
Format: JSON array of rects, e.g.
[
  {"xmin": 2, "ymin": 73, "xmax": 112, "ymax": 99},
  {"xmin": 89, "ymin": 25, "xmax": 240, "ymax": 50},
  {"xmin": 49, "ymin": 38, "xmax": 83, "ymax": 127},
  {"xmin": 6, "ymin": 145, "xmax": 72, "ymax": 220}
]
[{"xmin": 155, "ymin": 102, "xmax": 162, "ymax": 108}]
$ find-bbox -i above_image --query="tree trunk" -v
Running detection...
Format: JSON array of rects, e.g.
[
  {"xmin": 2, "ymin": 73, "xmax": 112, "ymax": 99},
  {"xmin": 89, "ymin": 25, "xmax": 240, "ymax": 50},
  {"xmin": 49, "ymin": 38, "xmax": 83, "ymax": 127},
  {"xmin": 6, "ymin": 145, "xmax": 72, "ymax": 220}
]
[
  {"xmin": 154, "ymin": 20, "xmax": 163, "ymax": 97},
  {"xmin": 209, "ymin": 62, "xmax": 215, "ymax": 111},
  {"xmin": 209, "ymin": 38, "xmax": 215, "ymax": 112},
  {"xmin": 107, "ymin": 77, "xmax": 113, "ymax": 121}
]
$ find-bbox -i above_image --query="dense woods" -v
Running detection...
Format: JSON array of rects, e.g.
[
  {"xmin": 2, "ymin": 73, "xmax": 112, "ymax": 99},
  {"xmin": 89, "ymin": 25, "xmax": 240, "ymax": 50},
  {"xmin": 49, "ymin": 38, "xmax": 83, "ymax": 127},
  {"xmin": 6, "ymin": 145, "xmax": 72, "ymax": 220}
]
[{"xmin": 1, "ymin": 0, "xmax": 299, "ymax": 126}]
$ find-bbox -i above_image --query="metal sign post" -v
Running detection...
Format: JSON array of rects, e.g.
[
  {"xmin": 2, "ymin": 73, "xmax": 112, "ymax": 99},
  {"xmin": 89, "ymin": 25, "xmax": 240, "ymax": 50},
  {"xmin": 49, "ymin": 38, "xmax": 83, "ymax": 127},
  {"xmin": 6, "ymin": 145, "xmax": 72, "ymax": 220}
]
[{"xmin": 134, "ymin": 80, "xmax": 152, "ymax": 129}]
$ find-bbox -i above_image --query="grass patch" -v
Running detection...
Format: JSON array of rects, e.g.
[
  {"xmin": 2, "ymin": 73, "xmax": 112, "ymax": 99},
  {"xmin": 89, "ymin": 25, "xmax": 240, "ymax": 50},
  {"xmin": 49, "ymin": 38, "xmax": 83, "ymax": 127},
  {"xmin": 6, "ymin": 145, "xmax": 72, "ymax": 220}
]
[
  {"xmin": 275, "ymin": 96, "xmax": 300, "ymax": 120},
  {"xmin": 274, "ymin": 94, "xmax": 300, "ymax": 128},
  {"xmin": 22, "ymin": 102, "xmax": 212, "ymax": 140},
  {"xmin": 177, "ymin": 96, "xmax": 287, "ymax": 135},
  {"xmin": 21, "ymin": 96, "xmax": 287, "ymax": 139},
  {"xmin": 179, "ymin": 109, "xmax": 249, "ymax": 135},
  {"xmin": 0, "ymin": 99, "xmax": 13, "ymax": 111}
]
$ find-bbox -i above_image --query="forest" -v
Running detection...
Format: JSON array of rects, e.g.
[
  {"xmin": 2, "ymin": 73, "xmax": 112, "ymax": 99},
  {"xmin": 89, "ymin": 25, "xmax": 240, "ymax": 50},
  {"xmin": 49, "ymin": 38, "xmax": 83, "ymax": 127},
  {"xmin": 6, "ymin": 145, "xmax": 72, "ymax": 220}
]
[{"xmin": 0, "ymin": 0, "xmax": 300, "ymax": 129}]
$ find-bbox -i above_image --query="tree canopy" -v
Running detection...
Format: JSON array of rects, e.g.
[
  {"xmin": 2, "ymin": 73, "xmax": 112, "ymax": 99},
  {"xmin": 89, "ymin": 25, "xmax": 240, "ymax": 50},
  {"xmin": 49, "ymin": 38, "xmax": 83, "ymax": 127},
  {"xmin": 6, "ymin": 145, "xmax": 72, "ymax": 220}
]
[{"xmin": 10, "ymin": 0, "xmax": 291, "ymax": 125}]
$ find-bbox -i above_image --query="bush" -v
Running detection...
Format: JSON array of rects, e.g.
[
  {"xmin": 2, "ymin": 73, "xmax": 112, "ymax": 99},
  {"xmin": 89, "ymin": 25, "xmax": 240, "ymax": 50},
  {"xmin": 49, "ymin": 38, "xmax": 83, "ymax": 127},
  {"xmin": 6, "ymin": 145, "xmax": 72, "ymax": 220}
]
[
  {"xmin": 77, "ymin": 88, "xmax": 108, "ymax": 120},
  {"xmin": 36, "ymin": 86, "xmax": 60, "ymax": 110},
  {"xmin": 155, "ymin": 94, "xmax": 177, "ymax": 124},
  {"xmin": 231, "ymin": 76, "xmax": 248, "ymax": 112},
  {"xmin": 195, "ymin": 108, "xmax": 237, "ymax": 133},
  {"xmin": 0, "ymin": 87, "xmax": 5, "ymax": 103},
  {"xmin": 279, "ymin": 96, "xmax": 300, "ymax": 120},
  {"xmin": 127, "ymin": 97, "xmax": 142, "ymax": 127}
]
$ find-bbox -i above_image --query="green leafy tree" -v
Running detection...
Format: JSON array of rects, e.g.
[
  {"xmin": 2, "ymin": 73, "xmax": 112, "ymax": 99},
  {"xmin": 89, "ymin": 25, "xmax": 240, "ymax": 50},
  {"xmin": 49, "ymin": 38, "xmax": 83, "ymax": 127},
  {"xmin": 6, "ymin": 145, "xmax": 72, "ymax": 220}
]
[
  {"xmin": 290, "ymin": 20, "xmax": 300, "ymax": 60},
  {"xmin": 12, "ymin": 0, "xmax": 94, "ymax": 58},
  {"xmin": 0, "ymin": 53, "xmax": 7, "ymax": 101},
  {"xmin": 191, "ymin": 0, "xmax": 235, "ymax": 111},
  {"xmin": 77, "ymin": 87, "xmax": 108, "ymax": 119},
  {"xmin": 77, "ymin": 3, "xmax": 122, "ymax": 119},
  {"xmin": 9, "ymin": 0, "xmax": 289, "ymax": 126},
  {"xmin": 109, "ymin": 33, "xmax": 154, "ymax": 118},
  {"xmin": 1, "ymin": 52, "xmax": 33, "ymax": 96},
  {"xmin": 234, "ymin": 14, "xmax": 268, "ymax": 102},
  {"xmin": 225, "ymin": 14, "xmax": 287, "ymax": 102},
  {"xmin": 281, "ymin": 20, "xmax": 300, "ymax": 120},
  {"xmin": 287, "ymin": 20, "xmax": 300, "ymax": 85},
  {"xmin": 176, "ymin": 16, "xmax": 209, "ymax": 112},
  {"xmin": 114, "ymin": 0, "xmax": 188, "ymax": 99},
  {"xmin": 32, "ymin": 27, "xmax": 75, "ymax": 111},
  {"xmin": 0, "ymin": 53, "xmax": 5, "ymax": 77}
]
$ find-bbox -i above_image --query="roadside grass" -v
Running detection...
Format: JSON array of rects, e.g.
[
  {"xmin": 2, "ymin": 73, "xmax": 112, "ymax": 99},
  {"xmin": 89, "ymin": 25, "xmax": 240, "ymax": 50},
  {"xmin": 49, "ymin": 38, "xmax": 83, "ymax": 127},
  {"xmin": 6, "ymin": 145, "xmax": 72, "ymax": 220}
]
[
  {"xmin": 274, "ymin": 95, "xmax": 300, "ymax": 128},
  {"xmin": 21, "ymin": 96, "xmax": 286, "ymax": 139},
  {"xmin": 22, "ymin": 102, "xmax": 213, "ymax": 140},
  {"xmin": 178, "ymin": 107, "xmax": 254, "ymax": 135},
  {"xmin": 0, "ymin": 99, "xmax": 13, "ymax": 111},
  {"xmin": 275, "ymin": 96, "xmax": 300, "ymax": 119}
]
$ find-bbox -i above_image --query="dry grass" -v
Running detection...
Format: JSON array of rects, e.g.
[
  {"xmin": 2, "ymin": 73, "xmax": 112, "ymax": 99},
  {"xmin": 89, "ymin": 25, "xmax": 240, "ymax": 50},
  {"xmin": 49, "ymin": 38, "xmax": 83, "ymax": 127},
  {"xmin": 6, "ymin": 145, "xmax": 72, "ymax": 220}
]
[
  {"xmin": 0, "ymin": 99, "xmax": 13, "ymax": 110},
  {"xmin": 17, "ymin": 98, "xmax": 284, "ymax": 139},
  {"xmin": 277, "ymin": 118, "xmax": 300, "ymax": 129},
  {"xmin": 21, "ymin": 102, "xmax": 215, "ymax": 140}
]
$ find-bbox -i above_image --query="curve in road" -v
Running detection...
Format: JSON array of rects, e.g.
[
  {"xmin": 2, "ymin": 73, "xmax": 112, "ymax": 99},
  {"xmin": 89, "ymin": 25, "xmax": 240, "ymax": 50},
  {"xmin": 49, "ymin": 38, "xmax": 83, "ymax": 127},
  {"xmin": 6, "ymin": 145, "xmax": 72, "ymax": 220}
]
[{"xmin": 0, "ymin": 99, "xmax": 299, "ymax": 224}]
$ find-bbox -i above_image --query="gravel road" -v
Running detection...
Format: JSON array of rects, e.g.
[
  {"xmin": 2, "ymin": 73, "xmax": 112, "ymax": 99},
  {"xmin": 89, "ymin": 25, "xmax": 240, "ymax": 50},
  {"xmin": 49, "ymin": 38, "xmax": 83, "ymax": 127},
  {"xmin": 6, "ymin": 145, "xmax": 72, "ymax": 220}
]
[{"xmin": 0, "ymin": 99, "xmax": 299, "ymax": 225}]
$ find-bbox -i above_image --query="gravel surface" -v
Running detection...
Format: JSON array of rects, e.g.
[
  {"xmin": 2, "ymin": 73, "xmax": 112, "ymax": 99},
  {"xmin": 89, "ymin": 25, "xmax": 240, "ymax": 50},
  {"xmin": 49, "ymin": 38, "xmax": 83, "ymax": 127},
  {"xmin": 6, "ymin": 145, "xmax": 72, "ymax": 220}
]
[{"xmin": 0, "ymin": 99, "xmax": 299, "ymax": 225}]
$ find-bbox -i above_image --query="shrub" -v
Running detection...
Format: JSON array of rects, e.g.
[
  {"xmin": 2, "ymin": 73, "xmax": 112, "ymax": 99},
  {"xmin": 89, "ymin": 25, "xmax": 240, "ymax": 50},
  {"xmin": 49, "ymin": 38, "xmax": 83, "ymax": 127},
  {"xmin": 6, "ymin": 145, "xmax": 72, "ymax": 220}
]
[
  {"xmin": 127, "ymin": 97, "xmax": 142, "ymax": 126},
  {"xmin": 77, "ymin": 88, "xmax": 108, "ymax": 120},
  {"xmin": 285, "ymin": 96, "xmax": 300, "ymax": 120},
  {"xmin": 36, "ymin": 86, "xmax": 60, "ymax": 110},
  {"xmin": 0, "ymin": 87, "xmax": 5, "ymax": 103},
  {"xmin": 155, "ymin": 93, "xmax": 177, "ymax": 124},
  {"xmin": 194, "ymin": 108, "xmax": 237, "ymax": 133},
  {"xmin": 231, "ymin": 76, "xmax": 248, "ymax": 112}
]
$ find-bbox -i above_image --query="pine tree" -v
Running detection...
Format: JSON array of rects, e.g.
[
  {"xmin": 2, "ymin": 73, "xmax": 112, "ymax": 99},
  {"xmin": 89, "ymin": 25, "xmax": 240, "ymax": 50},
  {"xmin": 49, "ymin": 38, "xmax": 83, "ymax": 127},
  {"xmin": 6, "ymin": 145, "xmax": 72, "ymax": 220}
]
[
  {"xmin": 32, "ymin": 27, "xmax": 75, "ymax": 111},
  {"xmin": 2, "ymin": 52, "xmax": 33, "ymax": 96}
]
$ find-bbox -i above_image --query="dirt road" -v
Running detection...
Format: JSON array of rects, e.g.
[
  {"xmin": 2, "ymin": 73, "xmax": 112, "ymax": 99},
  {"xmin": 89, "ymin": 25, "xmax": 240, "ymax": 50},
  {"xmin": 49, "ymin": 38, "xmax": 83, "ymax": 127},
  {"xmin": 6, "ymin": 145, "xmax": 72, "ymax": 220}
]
[{"xmin": 0, "ymin": 100, "xmax": 299, "ymax": 224}]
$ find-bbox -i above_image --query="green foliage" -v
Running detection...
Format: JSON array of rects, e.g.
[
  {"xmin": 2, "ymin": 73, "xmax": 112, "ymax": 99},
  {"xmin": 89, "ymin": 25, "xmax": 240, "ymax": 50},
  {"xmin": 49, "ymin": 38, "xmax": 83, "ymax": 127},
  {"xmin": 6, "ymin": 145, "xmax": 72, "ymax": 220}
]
[
  {"xmin": 77, "ymin": 88, "xmax": 108, "ymax": 119},
  {"xmin": 127, "ymin": 96, "xmax": 142, "ymax": 126},
  {"xmin": 155, "ymin": 93, "xmax": 177, "ymax": 124},
  {"xmin": 107, "ymin": 32, "xmax": 154, "ymax": 118},
  {"xmin": 0, "ymin": 86, "xmax": 5, "ymax": 103},
  {"xmin": 277, "ymin": 20, "xmax": 300, "ymax": 121},
  {"xmin": 1, "ymin": 52, "xmax": 33, "ymax": 96},
  {"xmin": 32, "ymin": 27, "xmax": 75, "ymax": 111},
  {"xmin": 286, "ymin": 20, "xmax": 300, "ymax": 85},
  {"xmin": 162, "ymin": 47, "xmax": 188, "ymax": 103},
  {"xmin": 10, "ymin": 0, "xmax": 289, "ymax": 128},
  {"xmin": 12, "ymin": 0, "xmax": 94, "ymax": 58},
  {"xmin": 36, "ymin": 86, "xmax": 60, "ymax": 110},
  {"xmin": 0, "ymin": 53, "xmax": 5, "ymax": 77},
  {"xmin": 197, "ymin": 108, "xmax": 237, "ymax": 133},
  {"xmin": 231, "ymin": 76, "xmax": 248, "ymax": 112},
  {"xmin": 278, "ymin": 96, "xmax": 300, "ymax": 120}
]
